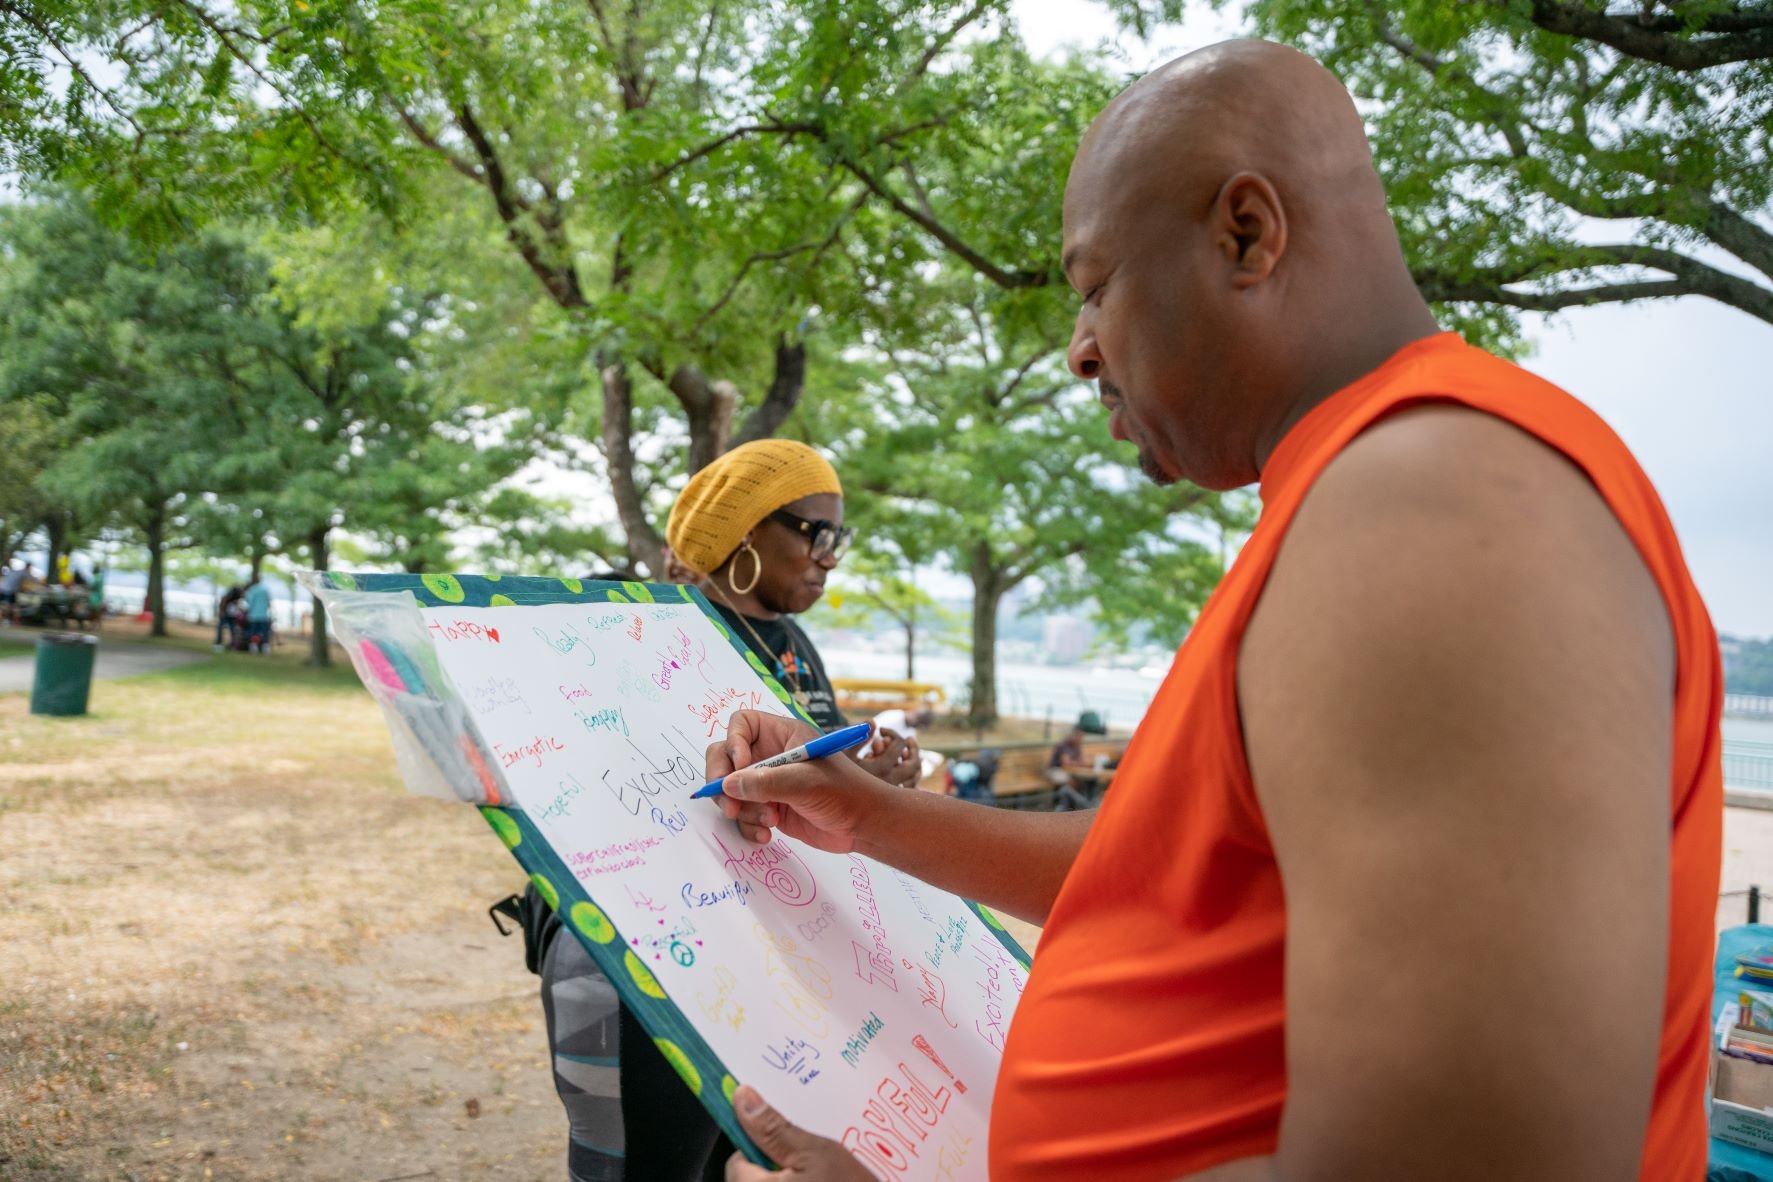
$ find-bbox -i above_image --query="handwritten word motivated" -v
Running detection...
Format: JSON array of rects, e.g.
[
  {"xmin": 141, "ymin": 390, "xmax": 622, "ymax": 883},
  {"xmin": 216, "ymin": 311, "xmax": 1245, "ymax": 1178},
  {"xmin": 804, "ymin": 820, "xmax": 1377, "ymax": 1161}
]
[
  {"xmin": 849, "ymin": 856, "xmax": 898, "ymax": 993},
  {"xmin": 762, "ymin": 1035, "xmax": 822, "ymax": 1086},
  {"xmin": 712, "ymin": 831, "xmax": 817, "ymax": 907},
  {"xmin": 427, "ymin": 618, "xmax": 501, "ymax": 644},
  {"xmin": 839, "ymin": 1059, "xmax": 955, "ymax": 1180},
  {"xmin": 494, "ymin": 734, "xmax": 565, "ymax": 770},
  {"xmin": 467, "ymin": 675, "xmax": 529, "ymax": 717},
  {"xmin": 682, "ymin": 877, "xmax": 754, "ymax": 909},
  {"xmin": 538, "ymin": 773, "xmax": 588, "ymax": 823},
  {"xmin": 840, "ymin": 1011, "xmax": 885, "ymax": 1068}
]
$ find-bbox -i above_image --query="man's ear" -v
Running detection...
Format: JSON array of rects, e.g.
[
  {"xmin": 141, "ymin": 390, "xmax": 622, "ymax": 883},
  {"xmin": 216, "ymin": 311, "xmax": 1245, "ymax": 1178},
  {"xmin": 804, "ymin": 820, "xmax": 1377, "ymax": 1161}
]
[{"xmin": 1211, "ymin": 171, "xmax": 1287, "ymax": 288}]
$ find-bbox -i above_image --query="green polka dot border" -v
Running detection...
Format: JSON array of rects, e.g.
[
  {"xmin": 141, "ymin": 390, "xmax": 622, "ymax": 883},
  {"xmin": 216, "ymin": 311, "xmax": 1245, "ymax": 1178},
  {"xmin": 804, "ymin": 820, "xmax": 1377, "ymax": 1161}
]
[
  {"xmin": 721, "ymin": 1074, "xmax": 738, "ymax": 1104},
  {"xmin": 656, "ymin": 1038, "xmax": 702, "ymax": 1096},
  {"xmin": 559, "ymin": 577, "xmax": 583, "ymax": 593},
  {"xmin": 625, "ymin": 950, "xmax": 667, "ymax": 999},
  {"xmin": 488, "ymin": 593, "xmax": 515, "ymax": 606},
  {"xmin": 421, "ymin": 573, "xmax": 465, "ymax": 603},
  {"xmin": 570, "ymin": 901, "xmax": 615, "ymax": 945},
  {"xmin": 530, "ymin": 872, "xmax": 559, "ymax": 911},
  {"xmin": 480, "ymin": 808, "xmax": 521, "ymax": 849}
]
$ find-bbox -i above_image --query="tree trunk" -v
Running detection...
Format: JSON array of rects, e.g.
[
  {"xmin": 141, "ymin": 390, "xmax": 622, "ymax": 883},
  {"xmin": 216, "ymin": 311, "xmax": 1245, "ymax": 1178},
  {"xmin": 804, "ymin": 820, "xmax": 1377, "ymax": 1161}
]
[
  {"xmin": 144, "ymin": 508, "xmax": 168, "ymax": 638},
  {"xmin": 968, "ymin": 542, "xmax": 1005, "ymax": 727},
  {"xmin": 664, "ymin": 364, "xmax": 738, "ymax": 473},
  {"xmin": 250, "ymin": 544, "xmax": 265, "ymax": 580},
  {"xmin": 307, "ymin": 525, "xmax": 330, "ymax": 667},
  {"xmin": 905, "ymin": 613, "xmax": 916, "ymax": 682},
  {"xmin": 600, "ymin": 358, "xmax": 665, "ymax": 575}
]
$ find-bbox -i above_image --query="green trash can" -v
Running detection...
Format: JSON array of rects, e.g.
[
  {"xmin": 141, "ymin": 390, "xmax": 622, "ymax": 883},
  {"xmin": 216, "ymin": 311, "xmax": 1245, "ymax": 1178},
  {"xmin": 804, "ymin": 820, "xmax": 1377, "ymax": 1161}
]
[{"xmin": 30, "ymin": 632, "xmax": 98, "ymax": 717}]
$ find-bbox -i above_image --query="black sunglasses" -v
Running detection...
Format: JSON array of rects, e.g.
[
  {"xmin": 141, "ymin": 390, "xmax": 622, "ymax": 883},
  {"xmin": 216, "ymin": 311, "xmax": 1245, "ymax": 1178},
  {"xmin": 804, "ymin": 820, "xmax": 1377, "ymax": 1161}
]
[{"xmin": 768, "ymin": 509, "xmax": 856, "ymax": 563}]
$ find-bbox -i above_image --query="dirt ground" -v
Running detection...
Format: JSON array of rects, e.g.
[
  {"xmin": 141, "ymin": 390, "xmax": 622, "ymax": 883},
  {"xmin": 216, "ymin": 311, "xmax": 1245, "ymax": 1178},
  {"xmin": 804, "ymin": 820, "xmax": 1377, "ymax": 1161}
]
[
  {"xmin": 4, "ymin": 624, "xmax": 1760, "ymax": 1181},
  {"xmin": 0, "ymin": 652, "xmax": 563, "ymax": 1182}
]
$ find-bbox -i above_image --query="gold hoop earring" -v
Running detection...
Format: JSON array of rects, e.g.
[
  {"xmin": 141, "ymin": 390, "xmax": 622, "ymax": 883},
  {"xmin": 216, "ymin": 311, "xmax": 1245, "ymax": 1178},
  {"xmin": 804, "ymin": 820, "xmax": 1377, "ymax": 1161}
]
[{"xmin": 727, "ymin": 540, "xmax": 762, "ymax": 596}]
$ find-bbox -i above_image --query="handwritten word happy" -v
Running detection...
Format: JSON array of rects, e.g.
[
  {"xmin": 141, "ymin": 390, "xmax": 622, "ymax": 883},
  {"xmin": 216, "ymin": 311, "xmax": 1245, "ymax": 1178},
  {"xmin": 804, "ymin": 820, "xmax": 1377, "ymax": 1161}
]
[
  {"xmin": 427, "ymin": 618, "xmax": 501, "ymax": 644},
  {"xmin": 576, "ymin": 706, "xmax": 630, "ymax": 737}
]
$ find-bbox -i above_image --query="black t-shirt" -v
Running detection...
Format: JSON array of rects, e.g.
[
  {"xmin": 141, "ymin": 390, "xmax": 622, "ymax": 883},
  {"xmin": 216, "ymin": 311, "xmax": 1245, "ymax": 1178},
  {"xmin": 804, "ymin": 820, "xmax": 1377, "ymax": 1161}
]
[
  {"xmin": 1050, "ymin": 735, "xmax": 1083, "ymax": 769},
  {"xmin": 712, "ymin": 603, "xmax": 846, "ymax": 731}
]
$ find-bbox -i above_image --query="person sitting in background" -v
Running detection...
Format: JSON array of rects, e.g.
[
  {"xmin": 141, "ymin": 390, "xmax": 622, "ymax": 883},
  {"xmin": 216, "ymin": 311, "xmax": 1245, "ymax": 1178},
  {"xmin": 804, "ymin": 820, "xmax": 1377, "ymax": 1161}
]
[
  {"xmin": 1047, "ymin": 725, "xmax": 1095, "ymax": 811},
  {"xmin": 243, "ymin": 576, "xmax": 273, "ymax": 653},
  {"xmin": 0, "ymin": 562, "xmax": 24, "ymax": 626},
  {"xmin": 87, "ymin": 566, "xmax": 105, "ymax": 630}
]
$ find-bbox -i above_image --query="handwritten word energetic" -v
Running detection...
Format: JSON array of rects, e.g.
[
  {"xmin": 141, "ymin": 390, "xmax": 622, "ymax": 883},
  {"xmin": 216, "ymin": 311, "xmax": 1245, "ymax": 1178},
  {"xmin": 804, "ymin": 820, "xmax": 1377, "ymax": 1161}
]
[{"xmin": 494, "ymin": 734, "xmax": 565, "ymax": 770}]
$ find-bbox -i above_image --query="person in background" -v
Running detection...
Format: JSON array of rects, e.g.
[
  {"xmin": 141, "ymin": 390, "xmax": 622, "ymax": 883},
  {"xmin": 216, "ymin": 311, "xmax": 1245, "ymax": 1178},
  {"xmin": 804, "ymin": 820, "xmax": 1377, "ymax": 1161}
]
[
  {"xmin": 215, "ymin": 583, "xmax": 245, "ymax": 651},
  {"xmin": 0, "ymin": 562, "xmax": 24, "ymax": 626},
  {"xmin": 87, "ymin": 565, "xmax": 105, "ymax": 630},
  {"xmin": 1046, "ymin": 725, "xmax": 1095, "ymax": 811},
  {"xmin": 242, "ymin": 576, "xmax": 273, "ymax": 654}
]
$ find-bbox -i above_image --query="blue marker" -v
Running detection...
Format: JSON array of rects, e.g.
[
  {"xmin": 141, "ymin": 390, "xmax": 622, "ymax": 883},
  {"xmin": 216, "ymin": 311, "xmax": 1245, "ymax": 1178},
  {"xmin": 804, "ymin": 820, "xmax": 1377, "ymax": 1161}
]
[{"xmin": 690, "ymin": 721, "xmax": 875, "ymax": 800}]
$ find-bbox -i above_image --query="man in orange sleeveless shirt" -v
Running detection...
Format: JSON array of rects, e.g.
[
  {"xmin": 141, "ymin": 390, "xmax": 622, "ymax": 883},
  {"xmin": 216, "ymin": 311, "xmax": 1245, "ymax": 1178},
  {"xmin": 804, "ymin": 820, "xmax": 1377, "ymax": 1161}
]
[{"xmin": 708, "ymin": 40, "xmax": 1721, "ymax": 1182}]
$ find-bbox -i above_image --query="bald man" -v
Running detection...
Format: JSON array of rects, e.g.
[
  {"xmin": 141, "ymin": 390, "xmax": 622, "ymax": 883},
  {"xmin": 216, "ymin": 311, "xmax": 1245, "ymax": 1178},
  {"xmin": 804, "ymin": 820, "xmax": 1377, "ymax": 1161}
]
[{"xmin": 708, "ymin": 40, "xmax": 1721, "ymax": 1182}]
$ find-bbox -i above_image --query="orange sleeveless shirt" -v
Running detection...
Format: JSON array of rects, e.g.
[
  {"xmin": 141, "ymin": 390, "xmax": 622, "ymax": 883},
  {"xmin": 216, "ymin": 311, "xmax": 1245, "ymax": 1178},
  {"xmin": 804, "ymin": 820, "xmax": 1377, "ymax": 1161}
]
[{"xmin": 990, "ymin": 333, "xmax": 1722, "ymax": 1180}]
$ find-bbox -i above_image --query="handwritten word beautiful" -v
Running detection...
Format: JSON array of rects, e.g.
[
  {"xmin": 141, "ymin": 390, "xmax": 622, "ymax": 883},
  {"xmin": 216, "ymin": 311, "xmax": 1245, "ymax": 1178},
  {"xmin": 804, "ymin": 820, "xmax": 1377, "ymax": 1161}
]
[
  {"xmin": 494, "ymin": 734, "xmax": 565, "ymax": 770},
  {"xmin": 839, "ymin": 1059, "xmax": 955, "ymax": 1181},
  {"xmin": 849, "ymin": 856, "xmax": 898, "ymax": 993},
  {"xmin": 840, "ymin": 1011, "xmax": 885, "ymax": 1068},
  {"xmin": 682, "ymin": 877, "xmax": 754, "ymax": 909}
]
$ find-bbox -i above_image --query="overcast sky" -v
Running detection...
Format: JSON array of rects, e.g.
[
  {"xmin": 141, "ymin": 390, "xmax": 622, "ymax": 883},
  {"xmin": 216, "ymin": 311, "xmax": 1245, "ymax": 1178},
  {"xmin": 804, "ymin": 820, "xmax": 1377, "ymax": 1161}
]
[{"xmin": 1010, "ymin": 0, "xmax": 1773, "ymax": 638}]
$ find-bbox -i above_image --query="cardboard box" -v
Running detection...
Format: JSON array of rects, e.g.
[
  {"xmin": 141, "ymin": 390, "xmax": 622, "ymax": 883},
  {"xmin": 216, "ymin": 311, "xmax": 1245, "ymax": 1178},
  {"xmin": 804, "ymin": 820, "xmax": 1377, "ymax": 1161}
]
[{"xmin": 1711, "ymin": 1002, "xmax": 1773, "ymax": 1155}]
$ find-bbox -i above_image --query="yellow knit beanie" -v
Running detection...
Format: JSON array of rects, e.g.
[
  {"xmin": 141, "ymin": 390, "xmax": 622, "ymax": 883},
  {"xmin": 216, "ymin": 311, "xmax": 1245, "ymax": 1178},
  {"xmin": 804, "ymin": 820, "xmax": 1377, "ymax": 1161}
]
[{"xmin": 665, "ymin": 440, "xmax": 842, "ymax": 575}]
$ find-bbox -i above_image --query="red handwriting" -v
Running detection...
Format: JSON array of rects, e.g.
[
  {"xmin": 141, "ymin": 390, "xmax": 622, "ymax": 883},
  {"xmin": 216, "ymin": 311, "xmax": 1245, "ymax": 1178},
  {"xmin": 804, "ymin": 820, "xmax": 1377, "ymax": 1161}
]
[
  {"xmin": 709, "ymin": 831, "xmax": 817, "ymax": 907},
  {"xmin": 969, "ymin": 939, "xmax": 1020, "ymax": 1053},
  {"xmin": 558, "ymin": 682, "xmax": 593, "ymax": 704},
  {"xmin": 626, "ymin": 615, "xmax": 644, "ymax": 642},
  {"xmin": 912, "ymin": 1034, "xmax": 966, "ymax": 1095},
  {"xmin": 839, "ymin": 1060, "xmax": 954, "ymax": 1179},
  {"xmin": 900, "ymin": 959, "xmax": 956, "ymax": 1029},
  {"xmin": 690, "ymin": 685, "xmax": 765, "ymax": 737},
  {"xmin": 427, "ymin": 618, "xmax": 500, "ymax": 643},
  {"xmin": 493, "ymin": 734, "xmax": 565, "ymax": 770},
  {"xmin": 849, "ymin": 856, "xmax": 897, "ymax": 992}
]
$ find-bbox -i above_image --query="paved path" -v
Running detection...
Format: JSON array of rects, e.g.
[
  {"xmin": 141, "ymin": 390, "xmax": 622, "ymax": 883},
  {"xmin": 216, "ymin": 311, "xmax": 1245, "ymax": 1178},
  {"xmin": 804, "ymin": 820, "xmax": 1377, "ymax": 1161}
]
[{"xmin": 0, "ymin": 635, "xmax": 208, "ymax": 693}]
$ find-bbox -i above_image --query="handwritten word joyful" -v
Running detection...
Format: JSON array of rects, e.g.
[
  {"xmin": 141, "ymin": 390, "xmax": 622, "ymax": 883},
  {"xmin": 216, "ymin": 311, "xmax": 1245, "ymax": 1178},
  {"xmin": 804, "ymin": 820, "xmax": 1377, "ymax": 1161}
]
[
  {"xmin": 494, "ymin": 734, "xmax": 565, "ymax": 770},
  {"xmin": 762, "ymin": 1035, "xmax": 822, "ymax": 1086},
  {"xmin": 912, "ymin": 1034, "xmax": 967, "ymax": 1096},
  {"xmin": 427, "ymin": 618, "xmax": 501, "ymax": 644},
  {"xmin": 839, "ymin": 1060, "xmax": 954, "ymax": 1180},
  {"xmin": 711, "ymin": 831, "xmax": 817, "ymax": 908},
  {"xmin": 467, "ymin": 675, "xmax": 529, "ymax": 717},
  {"xmin": 840, "ymin": 1012, "xmax": 885, "ymax": 1068},
  {"xmin": 848, "ymin": 856, "xmax": 897, "ymax": 993}
]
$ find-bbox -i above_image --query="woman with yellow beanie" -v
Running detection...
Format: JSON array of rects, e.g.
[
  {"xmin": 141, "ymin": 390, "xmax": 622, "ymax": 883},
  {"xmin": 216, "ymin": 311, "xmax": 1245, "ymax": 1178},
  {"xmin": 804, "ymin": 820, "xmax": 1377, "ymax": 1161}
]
[{"xmin": 667, "ymin": 439, "xmax": 916, "ymax": 766}]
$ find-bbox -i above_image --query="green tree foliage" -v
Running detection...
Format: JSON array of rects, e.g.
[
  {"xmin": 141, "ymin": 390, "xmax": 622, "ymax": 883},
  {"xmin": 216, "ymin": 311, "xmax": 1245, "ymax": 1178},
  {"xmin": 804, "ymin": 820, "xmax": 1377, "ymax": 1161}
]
[{"xmin": 1111, "ymin": 0, "xmax": 1773, "ymax": 334}]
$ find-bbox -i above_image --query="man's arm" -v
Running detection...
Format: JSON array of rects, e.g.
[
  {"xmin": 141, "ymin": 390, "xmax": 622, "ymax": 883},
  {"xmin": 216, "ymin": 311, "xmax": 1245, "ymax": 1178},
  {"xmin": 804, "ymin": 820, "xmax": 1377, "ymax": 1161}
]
[
  {"xmin": 1229, "ymin": 406, "xmax": 1673, "ymax": 1181},
  {"xmin": 711, "ymin": 714, "xmax": 1095, "ymax": 924}
]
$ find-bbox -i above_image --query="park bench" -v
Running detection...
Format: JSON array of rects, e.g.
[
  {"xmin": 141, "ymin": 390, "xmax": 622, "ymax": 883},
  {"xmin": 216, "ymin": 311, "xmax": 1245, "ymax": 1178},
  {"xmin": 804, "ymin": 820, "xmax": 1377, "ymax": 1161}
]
[
  {"xmin": 833, "ymin": 678, "xmax": 946, "ymax": 717},
  {"xmin": 924, "ymin": 736, "xmax": 1131, "ymax": 811}
]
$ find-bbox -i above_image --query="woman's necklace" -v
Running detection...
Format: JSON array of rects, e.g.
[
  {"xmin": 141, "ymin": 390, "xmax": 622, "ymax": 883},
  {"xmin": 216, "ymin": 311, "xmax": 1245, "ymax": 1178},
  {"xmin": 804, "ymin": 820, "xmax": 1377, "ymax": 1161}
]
[{"xmin": 708, "ymin": 586, "xmax": 807, "ymax": 701}]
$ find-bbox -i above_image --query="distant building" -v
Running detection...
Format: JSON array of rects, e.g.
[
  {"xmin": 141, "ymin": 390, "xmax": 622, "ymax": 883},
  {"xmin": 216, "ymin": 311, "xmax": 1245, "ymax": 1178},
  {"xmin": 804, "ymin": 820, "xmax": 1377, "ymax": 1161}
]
[{"xmin": 1042, "ymin": 614, "xmax": 1093, "ymax": 663}]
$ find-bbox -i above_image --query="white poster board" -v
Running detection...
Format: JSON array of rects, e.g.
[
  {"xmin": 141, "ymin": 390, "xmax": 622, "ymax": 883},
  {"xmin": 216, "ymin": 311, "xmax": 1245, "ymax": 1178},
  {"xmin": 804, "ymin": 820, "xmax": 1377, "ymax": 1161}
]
[{"xmin": 423, "ymin": 598, "xmax": 1025, "ymax": 1179}]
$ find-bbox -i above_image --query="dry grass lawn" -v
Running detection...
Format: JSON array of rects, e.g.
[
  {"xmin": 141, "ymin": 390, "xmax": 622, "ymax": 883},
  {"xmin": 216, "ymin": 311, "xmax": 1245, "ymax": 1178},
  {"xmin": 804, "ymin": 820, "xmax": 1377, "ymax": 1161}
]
[{"xmin": 0, "ymin": 648, "xmax": 561, "ymax": 1182}]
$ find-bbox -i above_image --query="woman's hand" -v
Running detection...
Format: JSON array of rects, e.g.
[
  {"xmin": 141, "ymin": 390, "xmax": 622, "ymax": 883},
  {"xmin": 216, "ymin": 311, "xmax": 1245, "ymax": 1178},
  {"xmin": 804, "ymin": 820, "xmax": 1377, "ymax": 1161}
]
[
  {"xmin": 855, "ymin": 726, "xmax": 922, "ymax": 789},
  {"xmin": 724, "ymin": 1086, "xmax": 876, "ymax": 1182}
]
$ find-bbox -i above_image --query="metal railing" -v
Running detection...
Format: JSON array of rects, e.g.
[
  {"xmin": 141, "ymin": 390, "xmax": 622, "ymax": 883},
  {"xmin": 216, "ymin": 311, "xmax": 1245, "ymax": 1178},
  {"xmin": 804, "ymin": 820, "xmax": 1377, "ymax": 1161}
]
[{"xmin": 1725, "ymin": 741, "xmax": 1773, "ymax": 792}]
